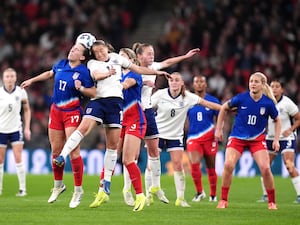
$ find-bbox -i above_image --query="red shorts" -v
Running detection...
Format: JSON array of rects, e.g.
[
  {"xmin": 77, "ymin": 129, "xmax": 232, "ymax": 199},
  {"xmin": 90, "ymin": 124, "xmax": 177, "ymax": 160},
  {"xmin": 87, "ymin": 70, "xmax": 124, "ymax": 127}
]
[
  {"xmin": 226, "ymin": 134, "xmax": 267, "ymax": 154},
  {"xmin": 48, "ymin": 105, "xmax": 82, "ymax": 130},
  {"xmin": 186, "ymin": 139, "xmax": 218, "ymax": 156},
  {"xmin": 120, "ymin": 120, "xmax": 146, "ymax": 139}
]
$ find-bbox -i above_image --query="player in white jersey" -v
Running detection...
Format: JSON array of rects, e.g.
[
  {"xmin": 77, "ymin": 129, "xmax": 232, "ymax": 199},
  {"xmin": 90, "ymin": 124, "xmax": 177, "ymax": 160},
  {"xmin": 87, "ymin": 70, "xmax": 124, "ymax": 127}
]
[
  {"xmin": 258, "ymin": 79, "xmax": 300, "ymax": 203},
  {"xmin": 53, "ymin": 40, "xmax": 169, "ymax": 209},
  {"xmin": 0, "ymin": 68, "xmax": 31, "ymax": 196},
  {"xmin": 132, "ymin": 42, "xmax": 201, "ymax": 205},
  {"xmin": 151, "ymin": 72, "xmax": 221, "ymax": 207}
]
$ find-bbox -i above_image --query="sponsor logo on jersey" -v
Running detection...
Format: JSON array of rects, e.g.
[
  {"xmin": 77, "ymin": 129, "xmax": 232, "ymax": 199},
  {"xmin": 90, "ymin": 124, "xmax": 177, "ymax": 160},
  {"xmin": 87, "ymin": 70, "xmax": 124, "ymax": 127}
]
[{"xmin": 72, "ymin": 72, "xmax": 79, "ymax": 80}]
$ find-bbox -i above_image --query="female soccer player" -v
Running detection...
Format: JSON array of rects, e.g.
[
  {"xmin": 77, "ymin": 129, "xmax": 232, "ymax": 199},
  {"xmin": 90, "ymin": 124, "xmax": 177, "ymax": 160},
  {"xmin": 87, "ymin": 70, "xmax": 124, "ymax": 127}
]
[
  {"xmin": 215, "ymin": 72, "xmax": 281, "ymax": 210},
  {"xmin": 0, "ymin": 68, "xmax": 31, "ymax": 197},
  {"xmin": 117, "ymin": 48, "xmax": 147, "ymax": 211},
  {"xmin": 21, "ymin": 38, "xmax": 96, "ymax": 208},
  {"xmin": 186, "ymin": 75, "xmax": 220, "ymax": 202},
  {"xmin": 133, "ymin": 42, "xmax": 200, "ymax": 205},
  {"xmin": 151, "ymin": 72, "xmax": 221, "ymax": 207},
  {"xmin": 53, "ymin": 40, "xmax": 168, "ymax": 209},
  {"xmin": 258, "ymin": 79, "xmax": 300, "ymax": 203}
]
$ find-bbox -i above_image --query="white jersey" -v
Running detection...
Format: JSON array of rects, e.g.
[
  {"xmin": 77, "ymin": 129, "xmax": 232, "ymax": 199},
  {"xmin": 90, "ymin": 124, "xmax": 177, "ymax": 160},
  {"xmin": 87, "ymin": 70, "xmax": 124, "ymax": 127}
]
[
  {"xmin": 87, "ymin": 52, "xmax": 131, "ymax": 99},
  {"xmin": 151, "ymin": 88, "xmax": 200, "ymax": 140},
  {"xmin": 266, "ymin": 95, "xmax": 299, "ymax": 140},
  {"xmin": 0, "ymin": 86, "xmax": 28, "ymax": 133},
  {"xmin": 141, "ymin": 62, "xmax": 161, "ymax": 109}
]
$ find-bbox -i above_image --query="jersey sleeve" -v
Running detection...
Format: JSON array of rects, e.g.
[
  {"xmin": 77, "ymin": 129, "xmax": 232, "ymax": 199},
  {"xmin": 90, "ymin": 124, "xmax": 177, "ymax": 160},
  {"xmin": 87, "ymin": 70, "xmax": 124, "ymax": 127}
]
[
  {"xmin": 269, "ymin": 101, "xmax": 279, "ymax": 120},
  {"xmin": 186, "ymin": 91, "xmax": 201, "ymax": 107},
  {"xmin": 20, "ymin": 87, "xmax": 29, "ymax": 101},
  {"xmin": 228, "ymin": 93, "xmax": 242, "ymax": 108},
  {"xmin": 286, "ymin": 97, "xmax": 299, "ymax": 116}
]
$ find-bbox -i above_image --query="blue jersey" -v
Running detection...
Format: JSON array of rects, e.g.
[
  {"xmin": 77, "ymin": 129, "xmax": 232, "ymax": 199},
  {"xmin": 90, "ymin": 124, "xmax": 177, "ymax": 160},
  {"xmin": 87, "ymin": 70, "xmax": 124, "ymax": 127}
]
[
  {"xmin": 52, "ymin": 59, "xmax": 94, "ymax": 109},
  {"xmin": 121, "ymin": 71, "xmax": 144, "ymax": 126},
  {"xmin": 229, "ymin": 92, "xmax": 278, "ymax": 140},
  {"xmin": 187, "ymin": 93, "xmax": 220, "ymax": 142}
]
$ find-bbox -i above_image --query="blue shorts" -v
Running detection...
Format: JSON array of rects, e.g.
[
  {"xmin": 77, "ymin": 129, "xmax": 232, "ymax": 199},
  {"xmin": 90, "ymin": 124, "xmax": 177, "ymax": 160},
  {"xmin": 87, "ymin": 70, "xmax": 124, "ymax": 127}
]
[
  {"xmin": 266, "ymin": 139, "xmax": 296, "ymax": 155},
  {"xmin": 158, "ymin": 138, "xmax": 184, "ymax": 152},
  {"xmin": 83, "ymin": 97, "xmax": 123, "ymax": 128},
  {"xmin": 144, "ymin": 108, "xmax": 159, "ymax": 139},
  {"xmin": 0, "ymin": 131, "xmax": 23, "ymax": 147}
]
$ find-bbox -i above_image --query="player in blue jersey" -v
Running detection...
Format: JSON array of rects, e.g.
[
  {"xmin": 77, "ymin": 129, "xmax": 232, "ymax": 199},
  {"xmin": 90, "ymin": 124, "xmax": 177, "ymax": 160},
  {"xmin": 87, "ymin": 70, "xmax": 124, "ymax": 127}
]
[
  {"xmin": 117, "ymin": 48, "xmax": 147, "ymax": 211},
  {"xmin": 258, "ymin": 79, "xmax": 300, "ymax": 203},
  {"xmin": 186, "ymin": 75, "xmax": 220, "ymax": 203},
  {"xmin": 53, "ymin": 40, "xmax": 168, "ymax": 209},
  {"xmin": 0, "ymin": 68, "xmax": 31, "ymax": 197},
  {"xmin": 151, "ymin": 72, "xmax": 221, "ymax": 207},
  {"xmin": 21, "ymin": 40, "xmax": 96, "ymax": 208},
  {"xmin": 215, "ymin": 72, "xmax": 281, "ymax": 210},
  {"xmin": 133, "ymin": 42, "xmax": 201, "ymax": 205}
]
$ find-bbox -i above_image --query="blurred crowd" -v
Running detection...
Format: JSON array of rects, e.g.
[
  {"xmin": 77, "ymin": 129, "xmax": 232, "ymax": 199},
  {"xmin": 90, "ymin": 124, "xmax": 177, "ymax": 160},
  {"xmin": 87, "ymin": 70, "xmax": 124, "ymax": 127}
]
[{"xmin": 1, "ymin": 0, "xmax": 300, "ymax": 150}]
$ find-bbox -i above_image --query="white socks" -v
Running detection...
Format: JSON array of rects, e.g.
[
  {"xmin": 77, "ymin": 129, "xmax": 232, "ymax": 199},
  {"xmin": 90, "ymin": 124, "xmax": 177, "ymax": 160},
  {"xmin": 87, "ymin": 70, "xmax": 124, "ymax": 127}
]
[
  {"xmin": 260, "ymin": 176, "xmax": 267, "ymax": 195},
  {"xmin": 144, "ymin": 167, "xmax": 152, "ymax": 192},
  {"xmin": 292, "ymin": 176, "xmax": 300, "ymax": 196},
  {"xmin": 104, "ymin": 149, "xmax": 117, "ymax": 182},
  {"xmin": 174, "ymin": 170, "xmax": 185, "ymax": 199},
  {"xmin": 61, "ymin": 130, "xmax": 84, "ymax": 159},
  {"xmin": 123, "ymin": 164, "xmax": 131, "ymax": 191},
  {"xmin": 148, "ymin": 156, "xmax": 161, "ymax": 188},
  {"xmin": 16, "ymin": 162, "xmax": 26, "ymax": 191}
]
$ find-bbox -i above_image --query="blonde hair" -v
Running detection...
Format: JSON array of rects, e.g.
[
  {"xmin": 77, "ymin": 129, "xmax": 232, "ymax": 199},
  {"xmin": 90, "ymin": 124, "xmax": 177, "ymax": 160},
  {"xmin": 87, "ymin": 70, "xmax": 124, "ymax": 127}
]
[
  {"xmin": 120, "ymin": 48, "xmax": 139, "ymax": 65},
  {"xmin": 251, "ymin": 72, "xmax": 277, "ymax": 104}
]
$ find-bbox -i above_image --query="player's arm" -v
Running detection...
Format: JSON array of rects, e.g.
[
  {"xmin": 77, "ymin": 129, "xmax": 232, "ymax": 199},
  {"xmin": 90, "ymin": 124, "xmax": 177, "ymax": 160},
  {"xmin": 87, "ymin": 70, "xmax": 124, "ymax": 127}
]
[
  {"xmin": 21, "ymin": 98, "xmax": 31, "ymax": 141},
  {"xmin": 74, "ymin": 79, "xmax": 96, "ymax": 98},
  {"xmin": 21, "ymin": 70, "xmax": 54, "ymax": 88},
  {"xmin": 272, "ymin": 116, "xmax": 281, "ymax": 152},
  {"xmin": 128, "ymin": 63, "xmax": 170, "ymax": 77},
  {"xmin": 159, "ymin": 48, "xmax": 201, "ymax": 69},
  {"xmin": 122, "ymin": 78, "xmax": 136, "ymax": 90},
  {"xmin": 283, "ymin": 112, "xmax": 300, "ymax": 137},
  {"xmin": 198, "ymin": 98, "xmax": 221, "ymax": 111},
  {"xmin": 92, "ymin": 67, "xmax": 116, "ymax": 80},
  {"xmin": 215, "ymin": 101, "xmax": 230, "ymax": 142}
]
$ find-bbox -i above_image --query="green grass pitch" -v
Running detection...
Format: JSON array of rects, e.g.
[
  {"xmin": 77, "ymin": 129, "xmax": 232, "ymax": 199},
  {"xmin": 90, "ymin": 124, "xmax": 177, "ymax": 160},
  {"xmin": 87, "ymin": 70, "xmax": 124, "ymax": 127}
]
[{"xmin": 0, "ymin": 174, "xmax": 299, "ymax": 225}]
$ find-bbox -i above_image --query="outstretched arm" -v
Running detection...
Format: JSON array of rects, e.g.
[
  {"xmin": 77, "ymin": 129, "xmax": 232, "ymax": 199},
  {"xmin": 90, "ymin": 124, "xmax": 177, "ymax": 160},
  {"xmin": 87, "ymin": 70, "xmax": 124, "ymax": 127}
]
[
  {"xmin": 21, "ymin": 70, "xmax": 54, "ymax": 88},
  {"xmin": 159, "ymin": 48, "xmax": 201, "ymax": 69},
  {"xmin": 129, "ymin": 63, "xmax": 170, "ymax": 77}
]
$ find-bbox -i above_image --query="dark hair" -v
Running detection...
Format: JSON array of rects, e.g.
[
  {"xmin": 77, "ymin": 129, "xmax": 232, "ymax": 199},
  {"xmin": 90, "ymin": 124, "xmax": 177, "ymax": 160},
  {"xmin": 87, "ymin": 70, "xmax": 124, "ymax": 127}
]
[
  {"xmin": 93, "ymin": 40, "xmax": 115, "ymax": 52},
  {"xmin": 270, "ymin": 78, "xmax": 285, "ymax": 88}
]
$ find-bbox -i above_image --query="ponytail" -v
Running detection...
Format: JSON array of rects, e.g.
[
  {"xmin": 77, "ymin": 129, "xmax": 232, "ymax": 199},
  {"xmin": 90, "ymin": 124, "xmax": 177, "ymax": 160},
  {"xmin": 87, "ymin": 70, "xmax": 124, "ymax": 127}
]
[{"xmin": 252, "ymin": 72, "xmax": 277, "ymax": 104}]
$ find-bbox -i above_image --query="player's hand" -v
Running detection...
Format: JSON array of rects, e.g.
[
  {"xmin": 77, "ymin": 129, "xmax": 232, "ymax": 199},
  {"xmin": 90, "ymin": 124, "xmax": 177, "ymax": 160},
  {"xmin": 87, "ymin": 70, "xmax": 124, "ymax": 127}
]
[
  {"xmin": 143, "ymin": 80, "xmax": 155, "ymax": 88},
  {"xmin": 186, "ymin": 48, "xmax": 201, "ymax": 57},
  {"xmin": 20, "ymin": 80, "xmax": 32, "ymax": 88},
  {"xmin": 74, "ymin": 79, "xmax": 82, "ymax": 90},
  {"xmin": 24, "ymin": 128, "xmax": 31, "ymax": 141},
  {"xmin": 215, "ymin": 129, "xmax": 223, "ymax": 142},
  {"xmin": 272, "ymin": 140, "xmax": 280, "ymax": 152}
]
